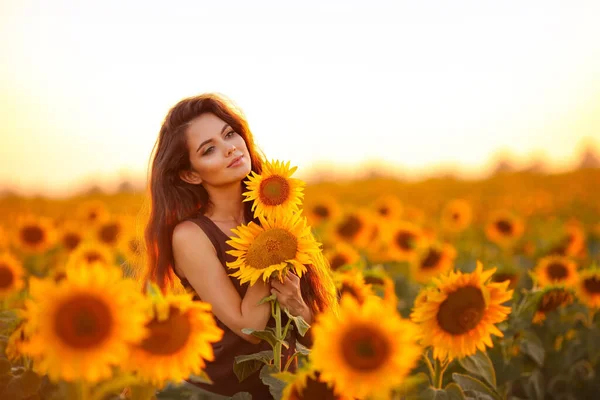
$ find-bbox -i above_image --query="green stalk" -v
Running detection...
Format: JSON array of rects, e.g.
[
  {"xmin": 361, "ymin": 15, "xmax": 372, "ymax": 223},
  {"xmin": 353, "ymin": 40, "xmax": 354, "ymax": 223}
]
[
  {"xmin": 273, "ymin": 300, "xmax": 282, "ymax": 371},
  {"xmin": 433, "ymin": 358, "xmax": 450, "ymax": 389}
]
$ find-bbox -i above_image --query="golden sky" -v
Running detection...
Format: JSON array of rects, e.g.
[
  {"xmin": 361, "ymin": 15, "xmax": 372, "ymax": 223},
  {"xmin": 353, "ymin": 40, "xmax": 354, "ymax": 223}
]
[{"xmin": 1, "ymin": 0, "xmax": 599, "ymax": 196}]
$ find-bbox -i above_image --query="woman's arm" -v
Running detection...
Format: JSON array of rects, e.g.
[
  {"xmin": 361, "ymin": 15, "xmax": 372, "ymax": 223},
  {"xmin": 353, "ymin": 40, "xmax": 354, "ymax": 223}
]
[{"xmin": 172, "ymin": 221, "xmax": 271, "ymax": 344}]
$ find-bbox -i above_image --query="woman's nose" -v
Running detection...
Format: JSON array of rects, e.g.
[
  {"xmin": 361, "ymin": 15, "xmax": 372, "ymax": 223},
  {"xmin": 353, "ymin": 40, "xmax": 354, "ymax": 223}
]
[{"xmin": 226, "ymin": 144, "xmax": 236, "ymax": 156}]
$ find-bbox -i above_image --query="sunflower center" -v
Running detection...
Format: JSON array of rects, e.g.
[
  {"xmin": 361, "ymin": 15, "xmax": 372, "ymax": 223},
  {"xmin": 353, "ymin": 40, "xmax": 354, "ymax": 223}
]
[
  {"xmin": 63, "ymin": 233, "xmax": 82, "ymax": 250},
  {"xmin": 378, "ymin": 206, "xmax": 389, "ymax": 216},
  {"xmin": 21, "ymin": 225, "xmax": 45, "ymax": 245},
  {"xmin": 451, "ymin": 212, "xmax": 461, "ymax": 221},
  {"xmin": 85, "ymin": 251, "xmax": 105, "ymax": 264},
  {"xmin": 583, "ymin": 276, "xmax": 600, "ymax": 294},
  {"xmin": 395, "ymin": 231, "xmax": 415, "ymax": 251},
  {"xmin": 421, "ymin": 249, "xmax": 442, "ymax": 269},
  {"xmin": 538, "ymin": 289, "xmax": 573, "ymax": 313},
  {"xmin": 128, "ymin": 239, "xmax": 141, "ymax": 253},
  {"xmin": 139, "ymin": 307, "xmax": 191, "ymax": 355},
  {"xmin": 54, "ymin": 294, "xmax": 113, "ymax": 349},
  {"xmin": 339, "ymin": 283, "xmax": 364, "ymax": 304},
  {"xmin": 437, "ymin": 286, "xmax": 486, "ymax": 335},
  {"xmin": 293, "ymin": 372, "xmax": 338, "ymax": 400},
  {"xmin": 330, "ymin": 254, "xmax": 349, "ymax": 271},
  {"xmin": 99, "ymin": 223, "xmax": 120, "ymax": 245},
  {"xmin": 363, "ymin": 276, "xmax": 384, "ymax": 286},
  {"xmin": 246, "ymin": 229, "xmax": 298, "ymax": 270},
  {"xmin": 336, "ymin": 216, "xmax": 362, "ymax": 240},
  {"xmin": 341, "ymin": 325, "xmax": 390, "ymax": 372},
  {"xmin": 88, "ymin": 211, "xmax": 98, "ymax": 221},
  {"xmin": 546, "ymin": 262, "xmax": 568, "ymax": 280},
  {"xmin": 0, "ymin": 264, "xmax": 14, "ymax": 289},
  {"xmin": 492, "ymin": 273, "xmax": 517, "ymax": 288},
  {"xmin": 259, "ymin": 176, "xmax": 290, "ymax": 206},
  {"xmin": 495, "ymin": 220, "xmax": 513, "ymax": 235},
  {"xmin": 313, "ymin": 205, "xmax": 330, "ymax": 218}
]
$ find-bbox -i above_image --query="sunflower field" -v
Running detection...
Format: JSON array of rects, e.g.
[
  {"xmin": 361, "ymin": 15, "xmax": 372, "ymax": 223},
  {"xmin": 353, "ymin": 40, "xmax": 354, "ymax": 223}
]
[{"xmin": 0, "ymin": 166, "xmax": 599, "ymax": 399}]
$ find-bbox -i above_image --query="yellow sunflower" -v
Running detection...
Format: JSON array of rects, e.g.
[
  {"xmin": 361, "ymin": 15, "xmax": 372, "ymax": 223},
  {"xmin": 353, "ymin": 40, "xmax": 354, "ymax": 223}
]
[
  {"xmin": 311, "ymin": 294, "xmax": 422, "ymax": 399},
  {"xmin": 56, "ymin": 241, "xmax": 117, "ymax": 281},
  {"xmin": 13, "ymin": 215, "xmax": 57, "ymax": 253},
  {"xmin": 281, "ymin": 368, "xmax": 352, "ymax": 400},
  {"xmin": 576, "ymin": 269, "xmax": 600, "ymax": 309},
  {"xmin": 440, "ymin": 199, "xmax": 473, "ymax": 233},
  {"xmin": 410, "ymin": 262, "xmax": 513, "ymax": 361},
  {"xmin": 0, "ymin": 252, "xmax": 25, "ymax": 298},
  {"xmin": 532, "ymin": 285, "xmax": 575, "ymax": 324},
  {"xmin": 95, "ymin": 216, "xmax": 130, "ymax": 248},
  {"xmin": 533, "ymin": 255, "xmax": 579, "ymax": 288},
  {"xmin": 226, "ymin": 214, "xmax": 320, "ymax": 285},
  {"xmin": 21, "ymin": 263, "xmax": 149, "ymax": 382},
  {"xmin": 550, "ymin": 221, "xmax": 586, "ymax": 258},
  {"xmin": 370, "ymin": 194, "xmax": 403, "ymax": 221},
  {"xmin": 410, "ymin": 241, "xmax": 457, "ymax": 284},
  {"xmin": 329, "ymin": 209, "xmax": 374, "ymax": 249},
  {"xmin": 57, "ymin": 222, "xmax": 86, "ymax": 253},
  {"xmin": 333, "ymin": 269, "xmax": 374, "ymax": 305},
  {"xmin": 491, "ymin": 269, "xmax": 520, "ymax": 290},
  {"xmin": 124, "ymin": 292, "xmax": 223, "ymax": 388},
  {"xmin": 485, "ymin": 210, "xmax": 525, "ymax": 248},
  {"xmin": 304, "ymin": 195, "xmax": 341, "ymax": 226},
  {"xmin": 75, "ymin": 199, "xmax": 110, "ymax": 226},
  {"xmin": 243, "ymin": 159, "xmax": 305, "ymax": 219},
  {"xmin": 5, "ymin": 321, "xmax": 30, "ymax": 363},
  {"xmin": 324, "ymin": 242, "xmax": 361, "ymax": 271},
  {"xmin": 384, "ymin": 221, "xmax": 424, "ymax": 262}
]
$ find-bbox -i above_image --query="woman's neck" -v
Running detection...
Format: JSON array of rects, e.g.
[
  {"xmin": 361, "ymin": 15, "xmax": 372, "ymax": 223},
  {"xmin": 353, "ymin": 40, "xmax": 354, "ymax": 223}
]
[{"xmin": 203, "ymin": 182, "xmax": 246, "ymax": 224}]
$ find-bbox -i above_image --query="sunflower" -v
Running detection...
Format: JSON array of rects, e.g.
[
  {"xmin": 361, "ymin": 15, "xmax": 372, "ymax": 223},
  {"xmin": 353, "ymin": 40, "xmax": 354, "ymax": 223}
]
[
  {"xmin": 5, "ymin": 321, "xmax": 30, "ymax": 363},
  {"xmin": 13, "ymin": 215, "xmax": 56, "ymax": 253},
  {"xmin": 124, "ymin": 292, "xmax": 223, "ymax": 388},
  {"xmin": 0, "ymin": 252, "xmax": 25, "ymax": 298},
  {"xmin": 329, "ymin": 209, "xmax": 374, "ymax": 249},
  {"xmin": 226, "ymin": 214, "xmax": 320, "ymax": 285},
  {"xmin": 281, "ymin": 369, "xmax": 351, "ymax": 400},
  {"xmin": 491, "ymin": 268, "xmax": 520, "ymax": 290},
  {"xmin": 95, "ymin": 216, "xmax": 130, "ymax": 248},
  {"xmin": 21, "ymin": 263, "xmax": 149, "ymax": 382},
  {"xmin": 384, "ymin": 221, "xmax": 424, "ymax": 262},
  {"xmin": 333, "ymin": 269, "xmax": 374, "ymax": 305},
  {"xmin": 532, "ymin": 285, "xmax": 575, "ymax": 324},
  {"xmin": 59, "ymin": 241, "xmax": 116, "ymax": 279},
  {"xmin": 549, "ymin": 221, "xmax": 586, "ymax": 257},
  {"xmin": 440, "ymin": 199, "xmax": 473, "ymax": 233},
  {"xmin": 304, "ymin": 194, "xmax": 341, "ymax": 227},
  {"xmin": 75, "ymin": 199, "xmax": 110, "ymax": 225},
  {"xmin": 485, "ymin": 210, "xmax": 525, "ymax": 248},
  {"xmin": 533, "ymin": 255, "xmax": 579, "ymax": 288},
  {"xmin": 410, "ymin": 241, "xmax": 457, "ymax": 284},
  {"xmin": 576, "ymin": 269, "xmax": 600, "ymax": 309},
  {"xmin": 370, "ymin": 194, "xmax": 403, "ymax": 221},
  {"xmin": 410, "ymin": 262, "xmax": 513, "ymax": 361},
  {"xmin": 324, "ymin": 242, "xmax": 361, "ymax": 271},
  {"xmin": 57, "ymin": 222, "xmax": 86, "ymax": 253},
  {"xmin": 118, "ymin": 232, "xmax": 145, "ymax": 270},
  {"xmin": 243, "ymin": 159, "xmax": 305, "ymax": 219},
  {"xmin": 311, "ymin": 294, "xmax": 421, "ymax": 399}
]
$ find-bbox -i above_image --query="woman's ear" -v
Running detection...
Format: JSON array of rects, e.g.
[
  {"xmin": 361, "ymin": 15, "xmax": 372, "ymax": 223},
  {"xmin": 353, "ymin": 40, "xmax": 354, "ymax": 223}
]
[{"xmin": 179, "ymin": 169, "xmax": 202, "ymax": 185}]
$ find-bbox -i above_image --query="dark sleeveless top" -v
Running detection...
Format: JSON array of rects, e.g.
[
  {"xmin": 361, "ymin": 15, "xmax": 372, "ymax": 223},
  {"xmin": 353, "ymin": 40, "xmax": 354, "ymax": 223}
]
[{"xmin": 173, "ymin": 214, "xmax": 298, "ymax": 399}]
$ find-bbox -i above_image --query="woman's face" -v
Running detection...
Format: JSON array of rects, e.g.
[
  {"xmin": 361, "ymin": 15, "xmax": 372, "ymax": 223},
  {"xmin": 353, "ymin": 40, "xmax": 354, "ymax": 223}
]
[{"xmin": 182, "ymin": 112, "xmax": 252, "ymax": 186}]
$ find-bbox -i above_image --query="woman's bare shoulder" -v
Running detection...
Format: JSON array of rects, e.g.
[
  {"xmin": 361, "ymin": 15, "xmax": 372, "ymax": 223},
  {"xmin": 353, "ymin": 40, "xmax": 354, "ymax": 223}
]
[{"xmin": 172, "ymin": 220, "xmax": 217, "ymax": 276}]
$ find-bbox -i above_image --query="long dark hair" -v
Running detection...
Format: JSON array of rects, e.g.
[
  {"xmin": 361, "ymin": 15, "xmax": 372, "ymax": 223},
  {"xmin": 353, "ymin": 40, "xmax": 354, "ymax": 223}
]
[{"xmin": 143, "ymin": 93, "xmax": 337, "ymax": 315}]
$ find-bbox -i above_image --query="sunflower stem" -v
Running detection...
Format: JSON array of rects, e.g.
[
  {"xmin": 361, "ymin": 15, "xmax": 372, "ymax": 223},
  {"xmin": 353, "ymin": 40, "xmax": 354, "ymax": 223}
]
[
  {"xmin": 75, "ymin": 380, "xmax": 91, "ymax": 400},
  {"xmin": 274, "ymin": 300, "xmax": 282, "ymax": 371},
  {"xmin": 423, "ymin": 351, "xmax": 435, "ymax": 385},
  {"xmin": 433, "ymin": 357, "xmax": 450, "ymax": 389}
]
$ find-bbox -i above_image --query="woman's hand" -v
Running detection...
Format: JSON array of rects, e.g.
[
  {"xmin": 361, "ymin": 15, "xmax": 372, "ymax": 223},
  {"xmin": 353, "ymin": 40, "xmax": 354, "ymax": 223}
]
[{"xmin": 270, "ymin": 271, "xmax": 313, "ymax": 324}]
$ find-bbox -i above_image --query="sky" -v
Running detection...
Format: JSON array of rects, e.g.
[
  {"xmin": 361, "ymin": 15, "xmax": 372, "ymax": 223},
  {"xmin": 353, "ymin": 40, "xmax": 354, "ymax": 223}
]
[{"xmin": 1, "ymin": 0, "xmax": 599, "ymax": 196}]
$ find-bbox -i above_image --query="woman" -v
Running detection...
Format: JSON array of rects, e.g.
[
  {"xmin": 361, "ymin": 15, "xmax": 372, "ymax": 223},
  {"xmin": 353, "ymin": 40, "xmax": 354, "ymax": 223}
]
[{"xmin": 143, "ymin": 93, "xmax": 337, "ymax": 398}]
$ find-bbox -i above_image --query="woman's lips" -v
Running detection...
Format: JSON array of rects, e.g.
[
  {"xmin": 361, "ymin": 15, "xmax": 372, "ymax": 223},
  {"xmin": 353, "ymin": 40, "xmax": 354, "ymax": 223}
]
[{"xmin": 228, "ymin": 155, "xmax": 244, "ymax": 168}]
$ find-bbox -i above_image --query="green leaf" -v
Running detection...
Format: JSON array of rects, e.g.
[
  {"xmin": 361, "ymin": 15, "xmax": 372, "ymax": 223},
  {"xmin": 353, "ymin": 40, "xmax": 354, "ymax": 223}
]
[
  {"xmin": 271, "ymin": 371, "xmax": 297, "ymax": 385},
  {"xmin": 233, "ymin": 358, "xmax": 263, "ymax": 383},
  {"xmin": 458, "ymin": 351, "xmax": 497, "ymax": 388},
  {"xmin": 395, "ymin": 372, "xmax": 430, "ymax": 398},
  {"xmin": 284, "ymin": 309, "xmax": 311, "ymax": 337},
  {"xmin": 444, "ymin": 383, "xmax": 467, "ymax": 400},
  {"xmin": 241, "ymin": 328, "xmax": 278, "ymax": 348},
  {"xmin": 519, "ymin": 331, "xmax": 545, "ymax": 367},
  {"xmin": 235, "ymin": 350, "xmax": 274, "ymax": 365},
  {"xmin": 420, "ymin": 387, "xmax": 450, "ymax": 400},
  {"xmin": 295, "ymin": 342, "xmax": 310, "ymax": 356},
  {"xmin": 260, "ymin": 364, "xmax": 288, "ymax": 400},
  {"xmin": 452, "ymin": 373, "xmax": 501, "ymax": 400},
  {"xmin": 526, "ymin": 369, "xmax": 544, "ymax": 400},
  {"xmin": 188, "ymin": 369, "xmax": 213, "ymax": 385},
  {"xmin": 258, "ymin": 293, "xmax": 277, "ymax": 305},
  {"xmin": 231, "ymin": 392, "xmax": 253, "ymax": 400}
]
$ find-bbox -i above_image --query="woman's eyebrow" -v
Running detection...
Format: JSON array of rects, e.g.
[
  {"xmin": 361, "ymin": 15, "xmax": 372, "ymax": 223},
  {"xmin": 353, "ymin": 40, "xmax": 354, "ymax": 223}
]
[{"xmin": 196, "ymin": 124, "xmax": 231, "ymax": 152}]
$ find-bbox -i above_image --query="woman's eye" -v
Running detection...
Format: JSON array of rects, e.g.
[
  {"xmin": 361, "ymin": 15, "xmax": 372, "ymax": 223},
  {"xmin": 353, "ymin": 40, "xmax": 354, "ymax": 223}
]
[
  {"xmin": 225, "ymin": 131, "xmax": 235, "ymax": 138},
  {"xmin": 203, "ymin": 146, "xmax": 215, "ymax": 155}
]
